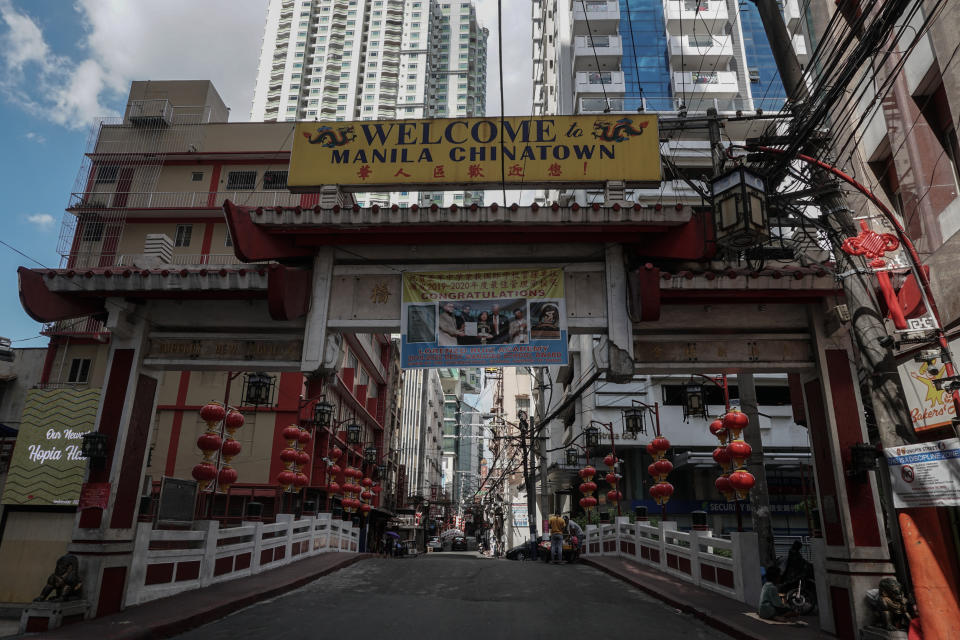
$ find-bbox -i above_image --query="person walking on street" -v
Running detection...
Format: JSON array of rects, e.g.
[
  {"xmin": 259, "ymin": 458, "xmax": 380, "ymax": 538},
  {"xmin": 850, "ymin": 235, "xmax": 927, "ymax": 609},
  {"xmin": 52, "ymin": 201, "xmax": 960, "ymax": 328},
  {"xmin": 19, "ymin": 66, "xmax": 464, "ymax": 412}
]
[
  {"xmin": 548, "ymin": 513, "xmax": 566, "ymax": 564},
  {"xmin": 564, "ymin": 516, "xmax": 583, "ymax": 559}
]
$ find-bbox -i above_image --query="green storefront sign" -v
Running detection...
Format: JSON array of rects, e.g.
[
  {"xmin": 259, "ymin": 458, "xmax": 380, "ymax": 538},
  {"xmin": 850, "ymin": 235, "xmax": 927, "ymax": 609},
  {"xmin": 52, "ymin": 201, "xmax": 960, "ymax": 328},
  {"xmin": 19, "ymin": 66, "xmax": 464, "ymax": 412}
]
[{"xmin": 1, "ymin": 387, "xmax": 101, "ymax": 506}]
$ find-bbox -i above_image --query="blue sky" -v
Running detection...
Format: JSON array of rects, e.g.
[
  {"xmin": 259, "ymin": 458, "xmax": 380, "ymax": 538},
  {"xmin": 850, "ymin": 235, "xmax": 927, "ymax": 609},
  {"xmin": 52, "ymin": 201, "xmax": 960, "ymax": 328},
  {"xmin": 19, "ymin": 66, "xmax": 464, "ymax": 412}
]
[{"xmin": 0, "ymin": 0, "xmax": 529, "ymax": 346}]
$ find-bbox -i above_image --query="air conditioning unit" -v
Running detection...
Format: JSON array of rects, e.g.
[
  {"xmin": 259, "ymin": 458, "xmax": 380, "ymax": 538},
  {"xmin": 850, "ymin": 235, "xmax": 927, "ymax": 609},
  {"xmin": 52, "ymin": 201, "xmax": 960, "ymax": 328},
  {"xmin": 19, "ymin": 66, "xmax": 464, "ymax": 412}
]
[{"xmin": 126, "ymin": 99, "xmax": 174, "ymax": 127}]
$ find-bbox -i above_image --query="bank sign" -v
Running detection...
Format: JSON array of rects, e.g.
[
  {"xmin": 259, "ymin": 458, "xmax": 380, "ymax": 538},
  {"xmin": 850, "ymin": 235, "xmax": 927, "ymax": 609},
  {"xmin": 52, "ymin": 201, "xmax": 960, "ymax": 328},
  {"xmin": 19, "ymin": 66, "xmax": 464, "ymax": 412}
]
[
  {"xmin": 288, "ymin": 115, "xmax": 660, "ymax": 191},
  {"xmin": 2, "ymin": 388, "xmax": 101, "ymax": 506}
]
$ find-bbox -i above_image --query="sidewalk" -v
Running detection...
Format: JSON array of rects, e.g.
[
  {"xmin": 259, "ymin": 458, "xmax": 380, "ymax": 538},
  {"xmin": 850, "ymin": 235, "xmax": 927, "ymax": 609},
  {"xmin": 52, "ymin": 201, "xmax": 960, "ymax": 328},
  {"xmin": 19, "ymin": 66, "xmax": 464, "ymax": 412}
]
[
  {"xmin": 582, "ymin": 555, "xmax": 834, "ymax": 640},
  {"xmin": 25, "ymin": 552, "xmax": 367, "ymax": 640}
]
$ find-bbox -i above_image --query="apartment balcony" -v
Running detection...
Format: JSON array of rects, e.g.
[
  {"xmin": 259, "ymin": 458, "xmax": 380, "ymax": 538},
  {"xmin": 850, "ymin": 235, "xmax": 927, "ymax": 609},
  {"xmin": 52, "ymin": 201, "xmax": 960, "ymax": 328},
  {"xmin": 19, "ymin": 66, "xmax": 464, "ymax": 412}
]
[
  {"xmin": 672, "ymin": 70, "xmax": 739, "ymax": 100},
  {"xmin": 793, "ymin": 34, "xmax": 809, "ymax": 65},
  {"xmin": 572, "ymin": 1, "xmax": 619, "ymax": 36},
  {"xmin": 783, "ymin": 0, "xmax": 801, "ymax": 32},
  {"xmin": 67, "ymin": 190, "xmax": 302, "ymax": 212},
  {"xmin": 665, "ymin": 0, "xmax": 729, "ymax": 33},
  {"xmin": 572, "ymin": 35, "xmax": 623, "ymax": 72},
  {"xmin": 669, "ymin": 34, "xmax": 732, "ymax": 68},
  {"xmin": 42, "ymin": 316, "xmax": 109, "ymax": 340},
  {"xmin": 574, "ymin": 70, "xmax": 626, "ymax": 98}
]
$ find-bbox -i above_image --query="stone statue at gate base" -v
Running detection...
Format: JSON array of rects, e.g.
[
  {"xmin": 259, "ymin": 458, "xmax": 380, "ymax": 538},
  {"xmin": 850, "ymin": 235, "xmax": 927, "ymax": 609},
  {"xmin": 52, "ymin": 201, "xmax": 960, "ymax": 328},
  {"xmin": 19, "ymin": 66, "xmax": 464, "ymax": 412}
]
[
  {"xmin": 34, "ymin": 554, "xmax": 83, "ymax": 602},
  {"xmin": 868, "ymin": 577, "xmax": 912, "ymax": 631}
]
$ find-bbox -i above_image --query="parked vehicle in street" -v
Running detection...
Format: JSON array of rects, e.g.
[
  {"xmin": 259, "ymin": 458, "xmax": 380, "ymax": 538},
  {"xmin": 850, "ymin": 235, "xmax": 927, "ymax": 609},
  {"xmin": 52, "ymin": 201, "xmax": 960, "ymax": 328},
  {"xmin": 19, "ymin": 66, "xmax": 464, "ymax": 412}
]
[
  {"xmin": 504, "ymin": 543, "xmax": 537, "ymax": 561},
  {"xmin": 427, "ymin": 537, "xmax": 442, "ymax": 552},
  {"xmin": 451, "ymin": 536, "xmax": 468, "ymax": 551}
]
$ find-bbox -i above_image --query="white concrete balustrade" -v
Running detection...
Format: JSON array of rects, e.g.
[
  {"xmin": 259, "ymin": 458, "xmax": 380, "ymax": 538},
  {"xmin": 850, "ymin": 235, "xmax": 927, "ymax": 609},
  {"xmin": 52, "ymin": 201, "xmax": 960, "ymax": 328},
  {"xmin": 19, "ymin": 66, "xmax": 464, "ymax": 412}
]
[
  {"xmin": 581, "ymin": 518, "xmax": 761, "ymax": 606},
  {"xmin": 125, "ymin": 513, "xmax": 359, "ymax": 607}
]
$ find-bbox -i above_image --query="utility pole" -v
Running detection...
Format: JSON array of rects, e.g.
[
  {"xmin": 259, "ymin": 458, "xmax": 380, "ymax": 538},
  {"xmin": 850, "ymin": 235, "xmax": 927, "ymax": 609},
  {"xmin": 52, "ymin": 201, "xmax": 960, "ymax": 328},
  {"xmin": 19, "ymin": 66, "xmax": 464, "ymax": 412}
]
[
  {"xmin": 738, "ymin": 373, "xmax": 776, "ymax": 569},
  {"xmin": 751, "ymin": 2, "xmax": 960, "ymax": 635},
  {"xmin": 518, "ymin": 410, "xmax": 539, "ymax": 560}
]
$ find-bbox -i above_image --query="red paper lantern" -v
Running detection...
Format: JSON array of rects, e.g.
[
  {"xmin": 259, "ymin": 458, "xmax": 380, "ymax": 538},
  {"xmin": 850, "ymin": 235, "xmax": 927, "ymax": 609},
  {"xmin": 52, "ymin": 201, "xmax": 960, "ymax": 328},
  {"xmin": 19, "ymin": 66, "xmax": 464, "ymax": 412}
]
[
  {"xmin": 605, "ymin": 472, "xmax": 618, "ymax": 485},
  {"xmin": 296, "ymin": 450, "xmax": 311, "ymax": 466},
  {"xmin": 712, "ymin": 446, "xmax": 733, "ymax": 472},
  {"xmin": 329, "ymin": 464, "xmax": 342, "ymax": 476},
  {"xmin": 729, "ymin": 470, "xmax": 755, "ymax": 499},
  {"xmin": 651, "ymin": 437, "xmax": 670, "ymax": 452},
  {"xmin": 606, "ymin": 489, "xmax": 622, "ymax": 503},
  {"xmin": 360, "ymin": 503, "xmax": 372, "ymax": 513},
  {"xmin": 579, "ymin": 466, "xmax": 596, "ymax": 481},
  {"xmin": 217, "ymin": 466, "xmax": 238, "ymax": 492},
  {"xmin": 647, "ymin": 462, "xmax": 659, "ymax": 478},
  {"xmin": 280, "ymin": 447, "xmax": 299, "ymax": 464},
  {"xmin": 372, "ymin": 485, "xmax": 382, "ymax": 494},
  {"xmin": 329, "ymin": 446, "xmax": 343, "ymax": 460},
  {"xmin": 293, "ymin": 472, "xmax": 309, "ymax": 488},
  {"xmin": 715, "ymin": 475, "xmax": 735, "ymax": 501},
  {"xmin": 727, "ymin": 440, "xmax": 752, "ymax": 469},
  {"xmin": 603, "ymin": 453, "xmax": 617, "ymax": 468},
  {"xmin": 298, "ymin": 429, "xmax": 312, "ymax": 446},
  {"xmin": 282, "ymin": 425, "xmax": 302, "ymax": 444},
  {"xmin": 579, "ymin": 481, "xmax": 597, "ymax": 496},
  {"xmin": 580, "ymin": 496, "xmax": 598, "ymax": 509},
  {"xmin": 328, "ymin": 481, "xmax": 341, "ymax": 494},
  {"xmin": 224, "ymin": 410, "xmax": 245, "ymax": 432},
  {"xmin": 277, "ymin": 470, "xmax": 296, "ymax": 490},
  {"xmin": 722, "ymin": 409, "xmax": 749, "ymax": 440},
  {"xmin": 192, "ymin": 462, "xmax": 217, "ymax": 490},
  {"xmin": 199, "ymin": 402, "xmax": 225, "ymax": 425},
  {"xmin": 361, "ymin": 490, "xmax": 373, "ymax": 500},
  {"xmin": 646, "ymin": 442, "xmax": 657, "ymax": 457},
  {"xmin": 361, "ymin": 477, "xmax": 373, "ymax": 487},
  {"xmin": 651, "ymin": 482, "xmax": 674, "ymax": 506},
  {"xmin": 654, "ymin": 459, "xmax": 673, "ymax": 478},
  {"xmin": 708, "ymin": 418, "xmax": 728, "ymax": 444},
  {"xmin": 197, "ymin": 433, "xmax": 222, "ymax": 460},
  {"xmin": 221, "ymin": 438, "xmax": 242, "ymax": 463}
]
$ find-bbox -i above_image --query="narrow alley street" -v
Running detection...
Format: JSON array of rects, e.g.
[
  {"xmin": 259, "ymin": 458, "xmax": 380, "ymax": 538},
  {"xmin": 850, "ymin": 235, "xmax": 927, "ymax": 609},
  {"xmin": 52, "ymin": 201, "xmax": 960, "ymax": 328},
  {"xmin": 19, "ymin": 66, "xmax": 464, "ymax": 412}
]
[{"xmin": 171, "ymin": 554, "xmax": 730, "ymax": 640}]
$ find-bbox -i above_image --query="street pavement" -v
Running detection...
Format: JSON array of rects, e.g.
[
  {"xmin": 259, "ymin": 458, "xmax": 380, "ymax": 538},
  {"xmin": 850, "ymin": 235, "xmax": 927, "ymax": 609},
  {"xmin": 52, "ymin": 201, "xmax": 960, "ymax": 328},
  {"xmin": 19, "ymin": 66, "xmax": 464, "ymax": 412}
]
[{"xmin": 171, "ymin": 552, "xmax": 731, "ymax": 640}]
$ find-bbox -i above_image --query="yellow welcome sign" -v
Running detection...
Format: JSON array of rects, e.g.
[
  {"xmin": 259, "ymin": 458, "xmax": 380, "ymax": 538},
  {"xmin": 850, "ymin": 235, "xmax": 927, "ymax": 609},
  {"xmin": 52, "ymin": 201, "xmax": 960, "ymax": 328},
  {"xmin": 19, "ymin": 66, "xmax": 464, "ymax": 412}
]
[{"xmin": 288, "ymin": 115, "xmax": 660, "ymax": 192}]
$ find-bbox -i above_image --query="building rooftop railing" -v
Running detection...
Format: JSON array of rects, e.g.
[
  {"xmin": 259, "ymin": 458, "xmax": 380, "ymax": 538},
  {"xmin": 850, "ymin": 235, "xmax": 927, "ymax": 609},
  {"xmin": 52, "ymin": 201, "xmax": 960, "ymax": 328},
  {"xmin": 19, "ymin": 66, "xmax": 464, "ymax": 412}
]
[{"xmin": 67, "ymin": 191, "xmax": 303, "ymax": 211}]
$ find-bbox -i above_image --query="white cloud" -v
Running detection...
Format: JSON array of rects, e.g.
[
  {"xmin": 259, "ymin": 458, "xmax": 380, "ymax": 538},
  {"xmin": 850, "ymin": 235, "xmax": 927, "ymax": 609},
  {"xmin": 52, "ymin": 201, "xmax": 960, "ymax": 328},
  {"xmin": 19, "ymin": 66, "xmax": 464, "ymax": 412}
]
[
  {"xmin": 0, "ymin": 0, "xmax": 268, "ymax": 128},
  {"xmin": 25, "ymin": 213, "xmax": 55, "ymax": 229},
  {"xmin": 24, "ymin": 131, "xmax": 45, "ymax": 143}
]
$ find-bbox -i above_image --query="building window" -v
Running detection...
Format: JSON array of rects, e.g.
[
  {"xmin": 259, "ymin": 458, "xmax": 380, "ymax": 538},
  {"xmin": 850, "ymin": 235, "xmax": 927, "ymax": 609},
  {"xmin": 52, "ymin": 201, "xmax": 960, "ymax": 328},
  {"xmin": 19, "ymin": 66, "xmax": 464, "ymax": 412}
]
[
  {"xmin": 81, "ymin": 221, "xmax": 105, "ymax": 242},
  {"xmin": 226, "ymin": 171, "xmax": 257, "ymax": 190},
  {"xmin": 191, "ymin": 171, "xmax": 204, "ymax": 182},
  {"xmin": 67, "ymin": 358, "xmax": 91, "ymax": 384},
  {"xmin": 94, "ymin": 165, "xmax": 119, "ymax": 184},
  {"xmin": 175, "ymin": 224, "xmax": 193, "ymax": 247},
  {"xmin": 263, "ymin": 170, "xmax": 288, "ymax": 190}
]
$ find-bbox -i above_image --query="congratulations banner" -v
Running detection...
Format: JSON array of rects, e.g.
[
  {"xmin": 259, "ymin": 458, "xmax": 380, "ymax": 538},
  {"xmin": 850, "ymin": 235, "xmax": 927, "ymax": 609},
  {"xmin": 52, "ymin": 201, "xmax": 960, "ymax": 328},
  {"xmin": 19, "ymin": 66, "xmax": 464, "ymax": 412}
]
[
  {"xmin": 2, "ymin": 387, "xmax": 100, "ymax": 506},
  {"xmin": 288, "ymin": 115, "xmax": 660, "ymax": 191},
  {"xmin": 401, "ymin": 268, "xmax": 569, "ymax": 369}
]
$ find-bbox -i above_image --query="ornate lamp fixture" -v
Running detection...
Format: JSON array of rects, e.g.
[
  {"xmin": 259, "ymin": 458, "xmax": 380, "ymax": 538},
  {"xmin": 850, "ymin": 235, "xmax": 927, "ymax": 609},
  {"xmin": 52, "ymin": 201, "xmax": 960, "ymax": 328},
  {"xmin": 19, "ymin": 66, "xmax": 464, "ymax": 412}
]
[
  {"xmin": 241, "ymin": 372, "xmax": 275, "ymax": 407},
  {"xmin": 584, "ymin": 425, "xmax": 600, "ymax": 449},
  {"xmin": 313, "ymin": 399, "xmax": 334, "ymax": 428},
  {"xmin": 681, "ymin": 379, "xmax": 707, "ymax": 422},
  {"xmin": 565, "ymin": 446, "xmax": 579, "ymax": 466},
  {"xmin": 346, "ymin": 422, "xmax": 362, "ymax": 445},
  {"xmin": 712, "ymin": 164, "xmax": 768, "ymax": 250}
]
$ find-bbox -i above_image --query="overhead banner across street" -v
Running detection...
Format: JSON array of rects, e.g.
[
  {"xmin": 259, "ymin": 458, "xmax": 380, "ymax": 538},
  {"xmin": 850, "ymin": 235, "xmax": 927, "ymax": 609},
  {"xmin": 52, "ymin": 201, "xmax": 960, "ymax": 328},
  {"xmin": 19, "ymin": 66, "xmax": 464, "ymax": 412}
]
[
  {"xmin": 400, "ymin": 268, "xmax": 569, "ymax": 369},
  {"xmin": 288, "ymin": 115, "xmax": 660, "ymax": 191}
]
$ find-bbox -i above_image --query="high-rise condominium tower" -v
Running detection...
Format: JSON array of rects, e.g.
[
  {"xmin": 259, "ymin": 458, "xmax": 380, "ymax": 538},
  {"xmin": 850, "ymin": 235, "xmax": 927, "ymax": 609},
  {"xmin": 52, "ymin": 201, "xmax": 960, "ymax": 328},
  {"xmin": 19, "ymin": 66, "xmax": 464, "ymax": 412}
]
[{"xmin": 251, "ymin": 0, "xmax": 489, "ymax": 206}]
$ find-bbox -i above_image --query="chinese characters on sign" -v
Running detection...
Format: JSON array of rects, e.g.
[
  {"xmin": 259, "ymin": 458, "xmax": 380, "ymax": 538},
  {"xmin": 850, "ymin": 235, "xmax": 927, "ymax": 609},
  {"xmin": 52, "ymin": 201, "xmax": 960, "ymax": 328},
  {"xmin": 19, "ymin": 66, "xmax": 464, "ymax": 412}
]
[
  {"xmin": 400, "ymin": 268, "xmax": 569, "ymax": 369},
  {"xmin": 885, "ymin": 438, "xmax": 960, "ymax": 508}
]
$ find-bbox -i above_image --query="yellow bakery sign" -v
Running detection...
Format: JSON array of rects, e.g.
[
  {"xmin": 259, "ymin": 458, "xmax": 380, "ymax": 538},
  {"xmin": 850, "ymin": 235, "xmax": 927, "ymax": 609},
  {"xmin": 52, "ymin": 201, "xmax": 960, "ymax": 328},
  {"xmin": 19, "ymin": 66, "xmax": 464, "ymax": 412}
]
[{"xmin": 288, "ymin": 115, "xmax": 660, "ymax": 191}]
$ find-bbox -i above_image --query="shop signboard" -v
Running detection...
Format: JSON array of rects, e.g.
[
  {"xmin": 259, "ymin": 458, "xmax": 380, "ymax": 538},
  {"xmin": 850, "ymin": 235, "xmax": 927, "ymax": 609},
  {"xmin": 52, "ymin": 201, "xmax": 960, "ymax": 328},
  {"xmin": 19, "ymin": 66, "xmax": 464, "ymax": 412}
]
[
  {"xmin": 512, "ymin": 503, "xmax": 529, "ymax": 528},
  {"xmin": 288, "ymin": 115, "xmax": 660, "ymax": 191},
  {"xmin": 885, "ymin": 438, "xmax": 960, "ymax": 508},
  {"xmin": 400, "ymin": 268, "xmax": 568, "ymax": 368},
  {"xmin": 897, "ymin": 337, "xmax": 959, "ymax": 432},
  {"xmin": 1, "ymin": 388, "xmax": 101, "ymax": 506}
]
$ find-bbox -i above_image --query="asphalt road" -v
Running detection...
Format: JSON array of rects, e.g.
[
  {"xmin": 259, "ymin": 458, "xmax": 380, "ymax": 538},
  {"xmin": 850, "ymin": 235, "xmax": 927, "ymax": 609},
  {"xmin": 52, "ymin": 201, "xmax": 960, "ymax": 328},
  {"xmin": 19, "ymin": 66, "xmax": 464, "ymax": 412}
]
[{"xmin": 173, "ymin": 552, "xmax": 732, "ymax": 640}]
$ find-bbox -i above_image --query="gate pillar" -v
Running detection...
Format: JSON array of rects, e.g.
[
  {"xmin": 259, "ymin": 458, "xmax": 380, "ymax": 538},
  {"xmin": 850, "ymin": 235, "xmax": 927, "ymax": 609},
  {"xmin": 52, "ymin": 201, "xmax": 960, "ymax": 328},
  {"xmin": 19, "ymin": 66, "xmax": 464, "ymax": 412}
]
[
  {"xmin": 68, "ymin": 301, "xmax": 159, "ymax": 618},
  {"xmin": 801, "ymin": 307, "xmax": 895, "ymax": 638},
  {"xmin": 301, "ymin": 247, "xmax": 335, "ymax": 373}
]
